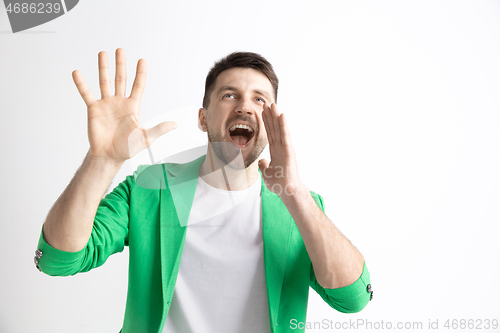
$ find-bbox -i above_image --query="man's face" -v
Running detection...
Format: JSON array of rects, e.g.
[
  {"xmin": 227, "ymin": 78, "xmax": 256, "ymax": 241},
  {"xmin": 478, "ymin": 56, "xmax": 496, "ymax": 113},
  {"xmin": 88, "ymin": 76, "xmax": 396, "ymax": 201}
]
[{"xmin": 199, "ymin": 67, "xmax": 274, "ymax": 169}]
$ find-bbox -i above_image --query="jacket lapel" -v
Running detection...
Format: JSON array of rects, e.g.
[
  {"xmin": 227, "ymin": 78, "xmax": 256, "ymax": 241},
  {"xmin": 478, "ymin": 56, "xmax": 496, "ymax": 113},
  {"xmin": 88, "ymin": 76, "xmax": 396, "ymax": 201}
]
[
  {"xmin": 154, "ymin": 158, "xmax": 292, "ymax": 332},
  {"xmin": 158, "ymin": 155, "xmax": 205, "ymax": 330},
  {"xmin": 164, "ymin": 156, "xmax": 206, "ymax": 227},
  {"xmin": 260, "ymin": 173, "xmax": 293, "ymax": 332}
]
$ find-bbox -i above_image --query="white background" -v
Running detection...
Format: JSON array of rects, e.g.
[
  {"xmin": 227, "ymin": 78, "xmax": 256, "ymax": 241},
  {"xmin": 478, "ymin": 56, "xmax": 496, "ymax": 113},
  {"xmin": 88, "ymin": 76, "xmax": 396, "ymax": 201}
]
[{"xmin": 1, "ymin": 1, "xmax": 499, "ymax": 332}]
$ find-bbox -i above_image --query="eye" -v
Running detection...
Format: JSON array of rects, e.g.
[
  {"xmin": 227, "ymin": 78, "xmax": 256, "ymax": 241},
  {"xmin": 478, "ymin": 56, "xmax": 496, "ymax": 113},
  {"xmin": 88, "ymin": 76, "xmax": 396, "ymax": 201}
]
[
  {"xmin": 256, "ymin": 97, "xmax": 266, "ymax": 103},
  {"xmin": 224, "ymin": 93, "xmax": 235, "ymax": 99}
]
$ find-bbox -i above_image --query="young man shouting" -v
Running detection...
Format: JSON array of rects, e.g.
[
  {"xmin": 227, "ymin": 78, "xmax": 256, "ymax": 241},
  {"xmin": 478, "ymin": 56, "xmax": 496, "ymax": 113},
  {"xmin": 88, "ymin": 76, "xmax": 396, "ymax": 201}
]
[{"xmin": 35, "ymin": 48, "xmax": 372, "ymax": 333}]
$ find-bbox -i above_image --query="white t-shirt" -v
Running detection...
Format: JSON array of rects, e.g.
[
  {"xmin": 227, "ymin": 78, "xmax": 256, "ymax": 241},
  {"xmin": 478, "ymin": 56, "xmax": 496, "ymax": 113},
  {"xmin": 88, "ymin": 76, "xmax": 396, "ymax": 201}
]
[{"xmin": 162, "ymin": 174, "xmax": 271, "ymax": 333}]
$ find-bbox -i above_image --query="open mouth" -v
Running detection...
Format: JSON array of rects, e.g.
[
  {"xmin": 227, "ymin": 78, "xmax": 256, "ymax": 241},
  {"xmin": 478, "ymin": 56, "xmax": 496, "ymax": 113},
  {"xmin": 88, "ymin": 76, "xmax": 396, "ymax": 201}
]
[{"xmin": 228, "ymin": 124, "xmax": 255, "ymax": 148}]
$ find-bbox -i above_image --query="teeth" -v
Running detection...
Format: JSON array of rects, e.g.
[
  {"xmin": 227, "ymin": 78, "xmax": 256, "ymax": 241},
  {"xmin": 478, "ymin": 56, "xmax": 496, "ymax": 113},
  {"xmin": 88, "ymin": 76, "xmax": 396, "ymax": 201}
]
[{"xmin": 229, "ymin": 124, "xmax": 253, "ymax": 133}]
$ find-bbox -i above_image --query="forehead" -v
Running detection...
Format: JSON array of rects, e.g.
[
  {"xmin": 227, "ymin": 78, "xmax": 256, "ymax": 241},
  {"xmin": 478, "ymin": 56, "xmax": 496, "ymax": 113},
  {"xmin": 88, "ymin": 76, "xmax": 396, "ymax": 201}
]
[{"xmin": 212, "ymin": 67, "xmax": 274, "ymax": 98}]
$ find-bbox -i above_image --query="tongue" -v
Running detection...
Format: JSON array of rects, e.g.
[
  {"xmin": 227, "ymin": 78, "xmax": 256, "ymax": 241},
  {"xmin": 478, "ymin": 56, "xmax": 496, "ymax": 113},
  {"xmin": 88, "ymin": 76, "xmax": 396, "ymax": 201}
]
[{"xmin": 231, "ymin": 135, "xmax": 250, "ymax": 145}]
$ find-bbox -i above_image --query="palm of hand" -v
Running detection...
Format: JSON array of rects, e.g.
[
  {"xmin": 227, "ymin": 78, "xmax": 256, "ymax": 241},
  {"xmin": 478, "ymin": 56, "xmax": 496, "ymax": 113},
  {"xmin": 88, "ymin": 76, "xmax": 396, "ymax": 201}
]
[
  {"xmin": 258, "ymin": 103, "xmax": 302, "ymax": 197},
  {"xmin": 87, "ymin": 96, "xmax": 142, "ymax": 161}
]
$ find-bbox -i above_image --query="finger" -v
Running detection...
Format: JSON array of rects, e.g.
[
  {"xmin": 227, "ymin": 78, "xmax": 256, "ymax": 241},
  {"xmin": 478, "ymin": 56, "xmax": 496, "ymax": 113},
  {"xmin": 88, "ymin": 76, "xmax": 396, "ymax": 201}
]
[
  {"xmin": 98, "ymin": 51, "xmax": 112, "ymax": 98},
  {"xmin": 262, "ymin": 103, "xmax": 274, "ymax": 145},
  {"xmin": 254, "ymin": 105, "xmax": 267, "ymax": 141},
  {"xmin": 258, "ymin": 158, "xmax": 269, "ymax": 174},
  {"xmin": 144, "ymin": 121, "xmax": 178, "ymax": 146},
  {"xmin": 114, "ymin": 48, "xmax": 127, "ymax": 97},
  {"xmin": 72, "ymin": 70, "xmax": 97, "ymax": 107},
  {"xmin": 279, "ymin": 113, "xmax": 291, "ymax": 146},
  {"xmin": 261, "ymin": 103, "xmax": 272, "ymax": 145},
  {"xmin": 130, "ymin": 59, "xmax": 147, "ymax": 102},
  {"xmin": 269, "ymin": 103, "xmax": 281, "ymax": 143}
]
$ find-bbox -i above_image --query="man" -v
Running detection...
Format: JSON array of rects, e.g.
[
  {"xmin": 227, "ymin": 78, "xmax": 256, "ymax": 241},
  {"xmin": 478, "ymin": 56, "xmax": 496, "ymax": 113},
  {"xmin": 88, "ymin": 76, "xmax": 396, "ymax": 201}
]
[{"xmin": 35, "ymin": 48, "xmax": 372, "ymax": 332}]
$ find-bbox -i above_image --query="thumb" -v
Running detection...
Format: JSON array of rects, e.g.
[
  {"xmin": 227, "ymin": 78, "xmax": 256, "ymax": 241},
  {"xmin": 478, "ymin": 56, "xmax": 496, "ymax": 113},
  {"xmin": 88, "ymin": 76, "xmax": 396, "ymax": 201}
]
[
  {"xmin": 144, "ymin": 121, "xmax": 178, "ymax": 146},
  {"xmin": 258, "ymin": 158, "xmax": 269, "ymax": 174}
]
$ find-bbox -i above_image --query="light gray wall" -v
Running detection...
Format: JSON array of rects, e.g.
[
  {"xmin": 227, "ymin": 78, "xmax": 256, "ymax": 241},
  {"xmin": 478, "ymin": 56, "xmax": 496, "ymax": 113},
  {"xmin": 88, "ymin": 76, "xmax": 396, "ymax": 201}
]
[{"xmin": 1, "ymin": 1, "xmax": 499, "ymax": 332}]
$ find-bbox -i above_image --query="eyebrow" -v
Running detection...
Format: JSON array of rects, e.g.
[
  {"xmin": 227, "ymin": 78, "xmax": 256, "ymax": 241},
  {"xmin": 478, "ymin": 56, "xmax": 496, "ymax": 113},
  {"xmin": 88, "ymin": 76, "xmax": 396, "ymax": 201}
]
[{"xmin": 216, "ymin": 85, "xmax": 273, "ymax": 102}]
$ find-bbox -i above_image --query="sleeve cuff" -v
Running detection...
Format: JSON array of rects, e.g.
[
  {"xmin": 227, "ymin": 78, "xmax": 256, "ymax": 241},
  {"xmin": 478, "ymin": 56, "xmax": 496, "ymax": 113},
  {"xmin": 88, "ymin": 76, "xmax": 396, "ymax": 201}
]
[
  {"xmin": 35, "ymin": 226, "xmax": 86, "ymax": 276},
  {"xmin": 322, "ymin": 262, "xmax": 372, "ymax": 313},
  {"xmin": 325, "ymin": 262, "xmax": 371, "ymax": 299}
]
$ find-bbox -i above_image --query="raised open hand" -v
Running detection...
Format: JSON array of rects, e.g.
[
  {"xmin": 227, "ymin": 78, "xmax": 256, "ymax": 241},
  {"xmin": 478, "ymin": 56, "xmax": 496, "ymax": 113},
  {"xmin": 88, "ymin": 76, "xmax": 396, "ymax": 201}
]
[{"xmin": 72, "ymin": 48, "xmax": 177, "ymax": 164}]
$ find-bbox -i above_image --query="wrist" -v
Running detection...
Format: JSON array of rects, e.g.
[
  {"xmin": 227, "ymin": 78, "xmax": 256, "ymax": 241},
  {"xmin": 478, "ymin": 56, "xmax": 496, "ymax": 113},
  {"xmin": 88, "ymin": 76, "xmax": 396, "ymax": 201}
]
[
  {"xmin": 84, "ymin": 151, "xmax": 124, "ymax": 175},
  {"xmin": 279, "ymin": 182, "xmax": 309, "ymax": 204}
]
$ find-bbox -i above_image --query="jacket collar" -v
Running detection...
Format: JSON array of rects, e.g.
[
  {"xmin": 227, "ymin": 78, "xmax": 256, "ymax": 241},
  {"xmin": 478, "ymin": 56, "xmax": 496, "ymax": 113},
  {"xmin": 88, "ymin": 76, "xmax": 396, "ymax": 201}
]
[
  {"xmin": 260, "ymin": 172, "xmax": 294, "ymax": 331},
  {"xmin": 158, "ymin": 155, "xmax": 292, "ymax": 332}
]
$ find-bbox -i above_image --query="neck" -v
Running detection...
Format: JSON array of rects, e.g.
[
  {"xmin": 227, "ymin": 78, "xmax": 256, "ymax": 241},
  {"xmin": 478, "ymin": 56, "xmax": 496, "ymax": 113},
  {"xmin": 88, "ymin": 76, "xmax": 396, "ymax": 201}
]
[{"xmin": 199, "ymin": 142, "xmax": 260, "ymax": 191}]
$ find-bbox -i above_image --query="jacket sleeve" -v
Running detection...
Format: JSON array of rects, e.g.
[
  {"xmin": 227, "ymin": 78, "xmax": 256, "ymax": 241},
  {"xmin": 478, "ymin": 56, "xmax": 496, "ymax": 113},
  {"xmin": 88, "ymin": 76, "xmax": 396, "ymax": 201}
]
[
  {"xmin": 308, "ymin": 192, "xmax": 372, "ymax": 313},
  {"xmin": 35, "ymin": 175, "xmax": 133, "ymax": 276}
]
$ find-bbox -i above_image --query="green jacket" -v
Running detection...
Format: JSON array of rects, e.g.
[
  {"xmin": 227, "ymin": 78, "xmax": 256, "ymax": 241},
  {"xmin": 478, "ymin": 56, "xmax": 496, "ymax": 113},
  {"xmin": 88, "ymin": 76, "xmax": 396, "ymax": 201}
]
[{"xmin": 36, "ymin": 155, "xmax": 371, "ymax": 332}]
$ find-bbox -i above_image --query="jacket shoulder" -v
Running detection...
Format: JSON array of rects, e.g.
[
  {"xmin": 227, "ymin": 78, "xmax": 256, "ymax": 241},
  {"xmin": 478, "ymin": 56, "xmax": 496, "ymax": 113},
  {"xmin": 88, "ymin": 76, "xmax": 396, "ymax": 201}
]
[
  {"xmin": 132, "ymin": 163, "xmax": 179, "ymax": 190},
  {"xmin": 309, "ymin": 190, "xmax": 325, "ymax": 212}
]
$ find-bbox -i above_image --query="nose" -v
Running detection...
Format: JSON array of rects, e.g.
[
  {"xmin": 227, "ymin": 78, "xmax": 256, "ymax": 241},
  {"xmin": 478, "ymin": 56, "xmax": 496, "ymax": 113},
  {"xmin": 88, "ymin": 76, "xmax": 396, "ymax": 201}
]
[{"xmin": 235, "ymin": 96, "xmax": 255, "ymax": 115}]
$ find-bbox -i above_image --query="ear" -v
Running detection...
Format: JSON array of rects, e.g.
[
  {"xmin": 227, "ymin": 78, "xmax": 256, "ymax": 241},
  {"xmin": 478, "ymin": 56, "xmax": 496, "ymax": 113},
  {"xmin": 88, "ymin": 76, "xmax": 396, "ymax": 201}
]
[{"xmin": 198, "ymin": 108, "xmax": 208, "ymax": 132}]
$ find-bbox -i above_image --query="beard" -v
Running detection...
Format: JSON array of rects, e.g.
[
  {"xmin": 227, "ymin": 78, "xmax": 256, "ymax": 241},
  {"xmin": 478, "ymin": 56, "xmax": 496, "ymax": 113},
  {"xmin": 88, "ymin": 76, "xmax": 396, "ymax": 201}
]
[{"xmin": 206, "ymin": 123, "xmax": 267, "ymax": 170}]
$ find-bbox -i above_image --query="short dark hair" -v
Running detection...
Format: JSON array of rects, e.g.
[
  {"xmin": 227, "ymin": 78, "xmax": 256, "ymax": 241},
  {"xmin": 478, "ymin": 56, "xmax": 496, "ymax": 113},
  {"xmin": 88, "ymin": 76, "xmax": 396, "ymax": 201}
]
[{"xmin": 202, "ymin": 51, "xmax": 279, "ymax": 108}]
